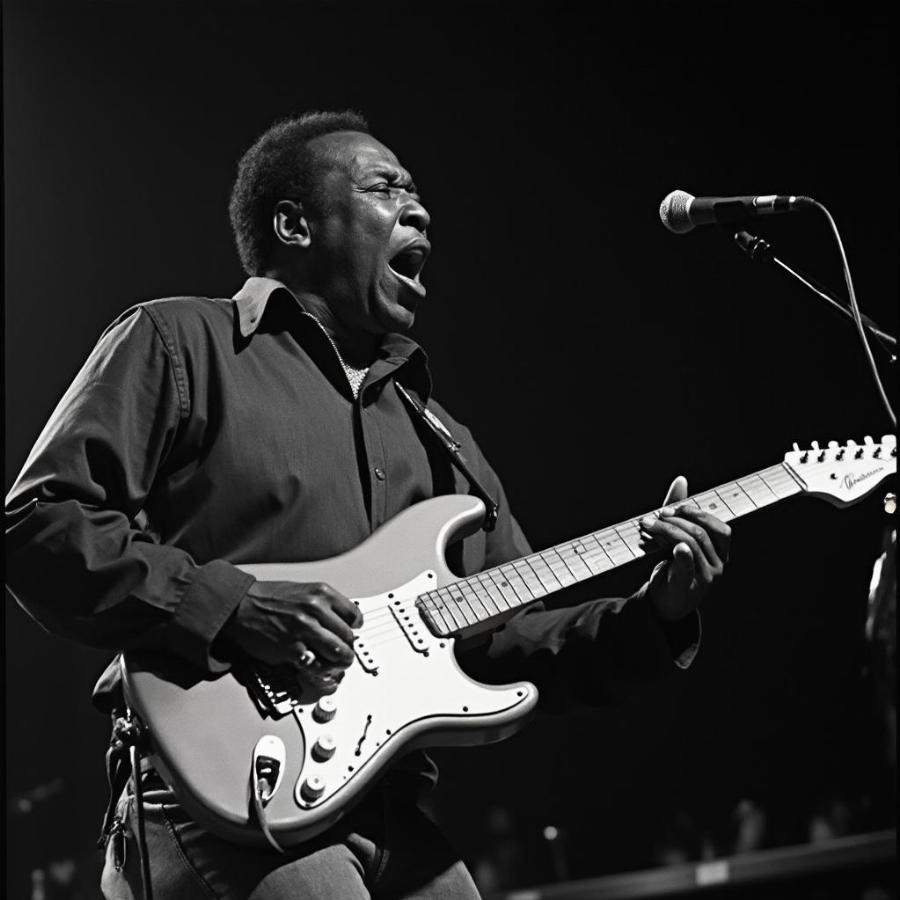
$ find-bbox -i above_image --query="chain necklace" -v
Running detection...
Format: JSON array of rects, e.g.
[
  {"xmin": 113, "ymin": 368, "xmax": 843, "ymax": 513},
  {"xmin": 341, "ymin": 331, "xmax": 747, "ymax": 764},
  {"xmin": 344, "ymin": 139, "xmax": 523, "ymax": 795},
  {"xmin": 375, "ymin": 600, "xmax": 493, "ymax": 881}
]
[{"xmin": 304, "ymin": 313, "xmax": 370, "ymax": 399}]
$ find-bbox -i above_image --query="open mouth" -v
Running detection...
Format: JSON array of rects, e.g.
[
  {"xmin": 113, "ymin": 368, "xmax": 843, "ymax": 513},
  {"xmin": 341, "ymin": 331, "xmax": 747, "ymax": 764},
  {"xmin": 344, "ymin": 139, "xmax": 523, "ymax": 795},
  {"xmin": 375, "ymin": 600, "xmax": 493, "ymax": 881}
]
[{"xmin": 387, "ymin": 243, "xmax": 429, "ymax": 296}]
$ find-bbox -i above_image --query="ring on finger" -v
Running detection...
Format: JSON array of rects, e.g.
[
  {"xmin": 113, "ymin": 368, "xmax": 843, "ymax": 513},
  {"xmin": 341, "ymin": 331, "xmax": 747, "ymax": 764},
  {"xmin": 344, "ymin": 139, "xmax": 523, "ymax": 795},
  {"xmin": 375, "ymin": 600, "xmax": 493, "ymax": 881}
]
[{"xmin": 296, "ymin": 648, "xmax": 317, "ymax": 668}]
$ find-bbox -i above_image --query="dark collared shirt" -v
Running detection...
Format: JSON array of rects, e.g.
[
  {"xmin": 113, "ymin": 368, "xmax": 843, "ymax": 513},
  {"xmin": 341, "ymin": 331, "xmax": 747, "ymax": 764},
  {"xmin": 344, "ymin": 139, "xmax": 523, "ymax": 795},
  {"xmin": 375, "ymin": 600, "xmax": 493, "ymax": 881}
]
[{"xmin": 6, "ymin": 277, "xmax": 692, "ymax": 718}]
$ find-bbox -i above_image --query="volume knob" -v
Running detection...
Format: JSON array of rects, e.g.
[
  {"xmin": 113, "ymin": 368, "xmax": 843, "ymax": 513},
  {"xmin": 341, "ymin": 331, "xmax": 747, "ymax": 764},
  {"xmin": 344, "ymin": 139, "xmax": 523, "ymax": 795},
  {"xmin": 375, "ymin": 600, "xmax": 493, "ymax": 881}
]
[
  {"xmin": 300, "ymin": 776, "xmax": 326, "ymax": 803},
  {"xmin": 312, "ymin": 735, "xmax": 336, "ymax": 761},
  {"xmin": 313, "ymin": 696, "xmax": 337, "ymax": 723}
]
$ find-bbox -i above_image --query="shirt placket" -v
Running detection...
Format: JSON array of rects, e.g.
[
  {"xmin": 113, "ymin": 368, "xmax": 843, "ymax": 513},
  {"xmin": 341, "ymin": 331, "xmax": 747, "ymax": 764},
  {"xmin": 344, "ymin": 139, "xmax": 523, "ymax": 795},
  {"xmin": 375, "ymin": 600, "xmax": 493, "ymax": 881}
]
[{"xmin": 359, "ymin": 402, "xmax": 389, "ymax": 531}]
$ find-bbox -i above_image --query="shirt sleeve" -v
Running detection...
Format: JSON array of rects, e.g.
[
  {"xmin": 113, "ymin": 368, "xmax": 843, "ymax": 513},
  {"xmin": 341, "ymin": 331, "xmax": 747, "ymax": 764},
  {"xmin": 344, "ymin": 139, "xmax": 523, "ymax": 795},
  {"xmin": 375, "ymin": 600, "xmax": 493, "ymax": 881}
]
[
  {"xmin": 455, "ymin": 437, "xmax": 701, "ymax": 713},
  {"xmin": 5, "ymin": 307, "xmax": 254, "ymax": 674}
]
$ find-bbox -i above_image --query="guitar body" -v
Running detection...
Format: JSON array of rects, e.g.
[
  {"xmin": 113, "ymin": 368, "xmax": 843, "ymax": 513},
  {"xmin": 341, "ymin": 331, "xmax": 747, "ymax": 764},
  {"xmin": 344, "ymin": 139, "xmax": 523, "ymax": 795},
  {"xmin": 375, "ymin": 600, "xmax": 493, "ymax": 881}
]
[
  {"xmin": 122, "ymin": 494, "xmax": 539, "ymax": 848},
  {"xmin": 122, "ymin": 432, "xmax": 896, "ymax": 849}
]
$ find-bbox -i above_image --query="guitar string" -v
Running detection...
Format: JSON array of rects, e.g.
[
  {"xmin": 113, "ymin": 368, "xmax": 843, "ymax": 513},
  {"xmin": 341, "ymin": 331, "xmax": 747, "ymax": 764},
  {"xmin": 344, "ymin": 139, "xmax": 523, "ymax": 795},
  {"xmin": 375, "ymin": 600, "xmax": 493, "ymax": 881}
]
[
  {"xmin": 295, "ymin": 453, "xmax": 887, "ymax": 663},
  {"xmin": 308, "ymin": 456, "xmax": 873, "ymax": 655},
  {"xmin": 343, "ymin": 479, "xmax": 785, "ymax": 648}
]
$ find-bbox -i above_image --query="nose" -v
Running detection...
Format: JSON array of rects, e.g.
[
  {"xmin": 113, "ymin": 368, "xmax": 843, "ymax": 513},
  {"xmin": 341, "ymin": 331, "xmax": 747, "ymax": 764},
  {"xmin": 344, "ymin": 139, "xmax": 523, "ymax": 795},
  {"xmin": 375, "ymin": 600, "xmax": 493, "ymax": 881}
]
[{"xmin": 400, "ymin": 195, "xmax": 430, "ymax": 233}]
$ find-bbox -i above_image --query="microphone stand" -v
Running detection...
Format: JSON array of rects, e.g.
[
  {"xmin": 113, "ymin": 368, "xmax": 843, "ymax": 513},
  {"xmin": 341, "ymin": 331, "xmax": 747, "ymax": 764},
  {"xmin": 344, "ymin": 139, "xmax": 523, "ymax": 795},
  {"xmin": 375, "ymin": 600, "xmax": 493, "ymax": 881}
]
[
  {"xmin": 733, "ymin": 230, "xmax": 896, "ymax": 359},
  {"xmin": 733, "ymin": 227, "xmax": 897, "ymax": 516}
]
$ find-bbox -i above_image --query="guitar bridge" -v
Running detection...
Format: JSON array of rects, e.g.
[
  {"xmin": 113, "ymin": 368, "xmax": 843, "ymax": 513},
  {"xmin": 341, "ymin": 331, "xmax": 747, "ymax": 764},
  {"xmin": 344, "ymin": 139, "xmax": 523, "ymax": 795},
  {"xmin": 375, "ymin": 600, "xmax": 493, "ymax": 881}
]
[{"xmin": 241, "ymin": 662, "xmax": 303, "ymax": 718}]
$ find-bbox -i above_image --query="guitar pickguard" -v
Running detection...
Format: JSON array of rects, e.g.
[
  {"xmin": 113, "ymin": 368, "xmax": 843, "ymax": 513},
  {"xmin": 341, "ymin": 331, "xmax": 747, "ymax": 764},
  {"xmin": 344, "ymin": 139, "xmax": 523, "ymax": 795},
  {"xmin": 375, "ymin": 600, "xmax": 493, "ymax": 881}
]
[{"xmin": 287, "ymin": 571, "xmax": 533, "ymax": 812}]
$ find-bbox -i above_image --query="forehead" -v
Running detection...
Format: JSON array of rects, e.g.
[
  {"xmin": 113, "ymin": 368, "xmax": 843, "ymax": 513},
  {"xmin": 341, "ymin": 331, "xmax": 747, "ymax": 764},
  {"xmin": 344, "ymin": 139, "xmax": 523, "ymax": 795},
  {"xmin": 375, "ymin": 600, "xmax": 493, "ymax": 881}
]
[{"xmin": 308, "ymin": 131, "xmax": 410, "ymax": 181}]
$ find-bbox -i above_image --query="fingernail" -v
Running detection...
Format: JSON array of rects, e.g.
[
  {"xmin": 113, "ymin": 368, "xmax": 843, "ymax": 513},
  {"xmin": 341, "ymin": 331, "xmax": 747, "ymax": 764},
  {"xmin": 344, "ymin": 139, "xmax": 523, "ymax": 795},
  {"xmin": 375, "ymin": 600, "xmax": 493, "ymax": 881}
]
[
  {"xmin": 640, "ymin": 516, "xmax": 655, "ymax": 529},
  {"xmin": 661, "ymin": 506, "xmax": 676, "ymax": 517}
]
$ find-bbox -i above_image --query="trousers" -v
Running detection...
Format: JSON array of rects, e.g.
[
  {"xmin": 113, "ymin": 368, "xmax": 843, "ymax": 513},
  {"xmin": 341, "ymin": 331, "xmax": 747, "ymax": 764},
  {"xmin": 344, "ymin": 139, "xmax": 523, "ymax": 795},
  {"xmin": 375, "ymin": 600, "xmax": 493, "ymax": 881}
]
[{"xmin": 101, "ymin": 770, "xmax": 481, "ymax": 900}]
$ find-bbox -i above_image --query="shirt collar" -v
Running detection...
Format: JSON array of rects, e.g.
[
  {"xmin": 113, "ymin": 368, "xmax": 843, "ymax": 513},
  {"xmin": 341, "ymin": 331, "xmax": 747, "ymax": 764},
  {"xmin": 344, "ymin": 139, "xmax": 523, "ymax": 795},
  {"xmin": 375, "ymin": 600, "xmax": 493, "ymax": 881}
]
[
  {"xmin": 232, "ymin": 276, "xmax": 432, "ymax": 400},
  {"xmin": 233, "ymin": 276, "xmax": 289, "ymax": 338}
]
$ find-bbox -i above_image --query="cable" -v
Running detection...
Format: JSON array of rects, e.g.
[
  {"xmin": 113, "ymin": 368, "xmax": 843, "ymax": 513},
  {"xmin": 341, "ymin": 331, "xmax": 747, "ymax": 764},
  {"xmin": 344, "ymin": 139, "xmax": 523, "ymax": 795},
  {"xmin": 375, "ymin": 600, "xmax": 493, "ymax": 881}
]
[
  {"xmin": 809, "ymin": 200, "xmax": 896, "ymax": 429},
  {"xmin": 130, "ymin": 742, "xmax": 154, "ymax": 900}
]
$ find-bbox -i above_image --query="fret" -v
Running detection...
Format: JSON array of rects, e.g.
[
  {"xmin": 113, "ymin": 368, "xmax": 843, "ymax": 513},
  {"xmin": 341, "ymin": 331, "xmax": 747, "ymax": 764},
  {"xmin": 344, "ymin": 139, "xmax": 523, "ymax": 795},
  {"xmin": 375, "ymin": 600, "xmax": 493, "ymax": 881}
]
[
  {"xmin": 498, "ymin": 565, "xmax": 536, "ymax": 604},
  {"xmin": 424, "ymin": 593, "xmax": 455, "ymax": 634},
  {"xmin": 455, "ymin": 581, "xmax": 493, "ymax": 622},
  {"xmin": 450, "ymin": 584, "xmax": 482, "ymax": 626},
  {"xmin": 541, "ymin": 548, "xmax": 578, "ymax": 587},
  {"xmin": 513, "ymin": 559, "xmax": 551, "ymax": 597},
  {"xmin": 556, "ymin": 542, "xmax": 594, "ymax": 580},
  {"xmin": 486, "ymin": 568, "xmax": 525, "ymax": 608},
  {"xmin": 595, "ymin": 530, "xmax": 634, "ymax": 565},
  {"xmin": 760, "ymin": 464, "xmax": 803, "ymax": 499},
  {"xmin": 439, "ymin": 587, "xmax": 471, "ymax": 629},
  {"xmin": 692, "ymin": 490, "xmax": 736, "ymax": 521},
  {"xmin": 584, "ymin": 533, "xmax": 618, "ymax": 569},
  {"xmin": 738, "ymin": 472, "xmax": 780, "ymax": 508},
  {"xmin": 615, "ymin": 523, "xmax": 643, "ymax": 557},
  {"xmin": 713, "ymin": 482, "xmax": 758, "ymax": 516},
  {"xmin": 579, "ymin": 534, "xmax": 617, "ymax": 575},
  {"xmin": 464, "ymin": 578, "xmax": 502, "ymax": 618},
  {"xmin": 710, "ymin": 489, "xmax": 739, "ymax": 519},
  {"xmin": 528, "ymin": 554, "xmax": 565, "ymax": 592},
  {"xmin": 474, "ymin": 571, "xmax": 513, "ymax": 611}
]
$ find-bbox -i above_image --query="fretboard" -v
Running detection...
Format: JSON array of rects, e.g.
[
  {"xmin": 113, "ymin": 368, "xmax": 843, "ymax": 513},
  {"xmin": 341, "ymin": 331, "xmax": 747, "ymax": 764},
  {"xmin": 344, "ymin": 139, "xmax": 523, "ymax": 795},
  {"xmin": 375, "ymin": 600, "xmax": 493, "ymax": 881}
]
[{"xmin": 415, "ymin": 462, "xmax": 803, "ymax": 638}]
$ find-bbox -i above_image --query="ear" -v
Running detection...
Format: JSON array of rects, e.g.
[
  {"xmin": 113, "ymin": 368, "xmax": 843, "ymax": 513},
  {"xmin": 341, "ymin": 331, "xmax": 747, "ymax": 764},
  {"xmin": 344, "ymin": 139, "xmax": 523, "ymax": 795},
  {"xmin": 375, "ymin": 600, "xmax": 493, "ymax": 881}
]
[{"xmin": 272, "ymin": 200, "xmax": 312, "ymax": 249}]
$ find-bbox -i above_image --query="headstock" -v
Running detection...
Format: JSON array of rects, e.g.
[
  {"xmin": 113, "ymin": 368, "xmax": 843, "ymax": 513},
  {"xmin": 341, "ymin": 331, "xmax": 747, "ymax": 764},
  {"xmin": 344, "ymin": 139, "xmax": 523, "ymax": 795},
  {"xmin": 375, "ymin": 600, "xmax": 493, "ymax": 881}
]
[{"xmin": 784, "ymin": 435, "xmax": 896, "ymax": 507}]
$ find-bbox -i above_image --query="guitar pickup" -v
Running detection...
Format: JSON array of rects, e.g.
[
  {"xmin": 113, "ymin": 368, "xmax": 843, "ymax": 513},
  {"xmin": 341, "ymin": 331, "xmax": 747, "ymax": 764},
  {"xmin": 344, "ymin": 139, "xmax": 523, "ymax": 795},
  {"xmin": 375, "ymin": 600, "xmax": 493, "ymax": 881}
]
[{"xmin": 389, "ymin": 599, "xmax": 430, "ymax": 654}]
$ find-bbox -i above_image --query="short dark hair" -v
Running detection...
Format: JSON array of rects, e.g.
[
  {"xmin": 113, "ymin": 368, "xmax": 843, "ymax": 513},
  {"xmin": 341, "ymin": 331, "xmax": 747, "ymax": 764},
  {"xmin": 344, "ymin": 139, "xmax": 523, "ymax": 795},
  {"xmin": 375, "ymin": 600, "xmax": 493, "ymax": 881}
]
[{"xmin": 228, "ymin": 110, "xmax": 370, "ymax": 275}]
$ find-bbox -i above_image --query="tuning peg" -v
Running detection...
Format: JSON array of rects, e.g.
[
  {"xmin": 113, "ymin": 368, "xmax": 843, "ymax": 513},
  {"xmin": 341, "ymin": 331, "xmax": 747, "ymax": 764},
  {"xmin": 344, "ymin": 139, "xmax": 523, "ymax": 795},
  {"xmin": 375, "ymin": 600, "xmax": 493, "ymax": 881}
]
[
  {"xmin": 828, "ymin": 441, "xmax": 839, "ymax": 448},
  {"xmin": 811, "ymin": 441, "xmax": 820, "ymax": 451},
  {"xmin": 846, "ymin": 439, "xmax": 858, "ymax": 446},
  {"xmin": 792, "ymin": 442, "xmax": 801, "ymax": 452},
  {"xmin": 864, "ymin": 435, "xmax": 874, "ymax": 444}
]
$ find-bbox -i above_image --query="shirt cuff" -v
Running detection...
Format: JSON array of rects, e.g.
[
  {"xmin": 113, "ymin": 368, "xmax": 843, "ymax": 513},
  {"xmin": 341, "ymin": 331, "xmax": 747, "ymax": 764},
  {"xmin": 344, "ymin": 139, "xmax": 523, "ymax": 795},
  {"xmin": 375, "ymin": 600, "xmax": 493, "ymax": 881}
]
[
  {"xmin": 168, "ymin": 559, "xmax": 255, "ymax": 673},
  {"xmin": 658, "ymin": 609, "xmax": 702, "ymax": 669}
]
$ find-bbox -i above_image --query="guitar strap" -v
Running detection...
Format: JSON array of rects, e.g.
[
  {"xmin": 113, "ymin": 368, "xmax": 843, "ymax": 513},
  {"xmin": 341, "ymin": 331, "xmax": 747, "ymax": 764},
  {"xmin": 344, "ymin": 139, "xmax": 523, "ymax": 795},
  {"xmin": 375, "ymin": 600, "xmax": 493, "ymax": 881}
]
[{"xmin": 395, "ymin": 381, "xmax": 499, "ymax": 532}]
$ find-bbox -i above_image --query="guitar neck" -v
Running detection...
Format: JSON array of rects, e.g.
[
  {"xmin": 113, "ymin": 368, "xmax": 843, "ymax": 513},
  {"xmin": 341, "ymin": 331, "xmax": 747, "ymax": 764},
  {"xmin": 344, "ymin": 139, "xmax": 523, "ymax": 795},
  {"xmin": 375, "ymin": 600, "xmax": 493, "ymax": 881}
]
[{"xmin": 416, "ymin": 462, "xmax": 803, "ymax": 639}]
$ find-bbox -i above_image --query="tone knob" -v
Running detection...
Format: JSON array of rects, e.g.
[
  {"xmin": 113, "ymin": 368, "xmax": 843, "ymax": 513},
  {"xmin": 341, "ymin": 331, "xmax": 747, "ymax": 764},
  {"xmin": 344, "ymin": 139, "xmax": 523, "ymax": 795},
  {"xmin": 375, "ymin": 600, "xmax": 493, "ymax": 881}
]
[
  {"xmin": 312, "ymin": 735, "xmax": 336, "ymax": 761},
  {"xmin": 300, "ymin": 775, "xmax": 326, "ymax": 802},
  {"xmin": 313, "ymin": 696, "xmax": 337, "ymax": 723}
]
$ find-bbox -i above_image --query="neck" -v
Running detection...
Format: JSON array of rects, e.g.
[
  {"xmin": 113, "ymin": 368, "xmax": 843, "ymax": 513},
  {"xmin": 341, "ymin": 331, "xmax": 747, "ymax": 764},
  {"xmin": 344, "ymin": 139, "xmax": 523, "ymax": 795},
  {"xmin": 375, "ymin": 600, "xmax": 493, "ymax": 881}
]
[
  {"xmin": 265, "ymin": 270, "xmax": 380, "ymax": 368},
  {"xmin": 416, "ymin": 461, "xmax": 804, "ymax": 640}
]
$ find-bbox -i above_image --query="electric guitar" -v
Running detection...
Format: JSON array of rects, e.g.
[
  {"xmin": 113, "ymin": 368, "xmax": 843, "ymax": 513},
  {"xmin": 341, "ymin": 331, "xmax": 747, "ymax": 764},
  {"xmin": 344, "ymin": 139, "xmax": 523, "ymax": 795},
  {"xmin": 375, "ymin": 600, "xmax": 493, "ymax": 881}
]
[{"xmin": 121, "ymin": 435, "xmax": 896, "ymax": 848}]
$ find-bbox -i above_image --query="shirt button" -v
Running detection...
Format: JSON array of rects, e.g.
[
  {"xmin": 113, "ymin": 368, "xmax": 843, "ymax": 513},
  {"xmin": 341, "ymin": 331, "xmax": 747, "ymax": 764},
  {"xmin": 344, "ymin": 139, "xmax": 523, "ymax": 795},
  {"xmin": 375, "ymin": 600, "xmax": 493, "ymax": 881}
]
[{"xmin": 374, "ymin": 467, "xmax": 386, "ymax": 481}]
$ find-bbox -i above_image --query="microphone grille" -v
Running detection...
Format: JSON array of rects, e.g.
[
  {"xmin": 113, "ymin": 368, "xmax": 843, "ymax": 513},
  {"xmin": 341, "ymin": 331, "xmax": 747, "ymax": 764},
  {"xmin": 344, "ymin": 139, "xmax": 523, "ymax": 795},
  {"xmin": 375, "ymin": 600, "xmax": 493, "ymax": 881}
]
[{"xmin": 659, "ymin": 189, "xmax": 695, "ymax": 234}]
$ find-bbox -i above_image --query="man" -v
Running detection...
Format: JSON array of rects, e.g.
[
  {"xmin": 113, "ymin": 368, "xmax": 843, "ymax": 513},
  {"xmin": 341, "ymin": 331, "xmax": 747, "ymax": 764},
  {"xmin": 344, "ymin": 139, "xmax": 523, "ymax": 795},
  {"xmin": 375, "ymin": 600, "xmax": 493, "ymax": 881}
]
[{"xmin": 6, "ymin": 110, "xmax": 731, "ymax": 899}]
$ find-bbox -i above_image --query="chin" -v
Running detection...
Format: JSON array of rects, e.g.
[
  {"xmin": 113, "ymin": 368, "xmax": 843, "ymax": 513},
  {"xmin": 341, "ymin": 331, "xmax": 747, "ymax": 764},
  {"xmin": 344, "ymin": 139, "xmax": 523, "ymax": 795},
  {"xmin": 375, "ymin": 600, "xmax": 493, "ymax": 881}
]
[
  {"xmin": 384, "ymin": 310, "xmax": 416, "ymax": 333},
  {"xmin": 374, "ymin": 297, "xmax": 417, "ymax": 333}
]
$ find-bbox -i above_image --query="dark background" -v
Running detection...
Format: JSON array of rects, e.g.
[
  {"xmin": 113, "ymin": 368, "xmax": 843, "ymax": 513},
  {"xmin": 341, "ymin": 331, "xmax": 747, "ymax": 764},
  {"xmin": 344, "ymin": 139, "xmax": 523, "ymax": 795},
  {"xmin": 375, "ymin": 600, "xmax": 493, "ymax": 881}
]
[{"xmin": 4, "ymin": 1, "xmax": 897, "ymax": 896}]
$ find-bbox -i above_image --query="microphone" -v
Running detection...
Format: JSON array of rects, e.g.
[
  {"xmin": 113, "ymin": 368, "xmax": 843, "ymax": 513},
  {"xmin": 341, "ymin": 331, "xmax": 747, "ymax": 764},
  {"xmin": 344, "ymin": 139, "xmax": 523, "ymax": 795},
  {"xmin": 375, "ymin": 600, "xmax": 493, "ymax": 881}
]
[{"xmin": 659, "ymin": 189, "xmax": 814, "ymax": 234}]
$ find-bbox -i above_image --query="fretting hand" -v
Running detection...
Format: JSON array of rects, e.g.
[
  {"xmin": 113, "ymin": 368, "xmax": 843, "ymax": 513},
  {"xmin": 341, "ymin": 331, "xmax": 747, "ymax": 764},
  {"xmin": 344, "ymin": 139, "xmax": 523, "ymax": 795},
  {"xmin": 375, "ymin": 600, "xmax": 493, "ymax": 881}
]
[{"xmin": 638, "ymin": 475, "xmax": 732, "ymax": 621}]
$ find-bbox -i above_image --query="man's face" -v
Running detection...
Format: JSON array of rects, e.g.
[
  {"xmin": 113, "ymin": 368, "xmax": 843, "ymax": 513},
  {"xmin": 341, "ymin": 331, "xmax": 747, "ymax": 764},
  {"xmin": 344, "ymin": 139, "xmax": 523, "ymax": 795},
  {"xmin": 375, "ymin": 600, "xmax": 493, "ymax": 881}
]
[{"xmin": 303, "ymin": 131, "xmax": 431, "ymax": 335}]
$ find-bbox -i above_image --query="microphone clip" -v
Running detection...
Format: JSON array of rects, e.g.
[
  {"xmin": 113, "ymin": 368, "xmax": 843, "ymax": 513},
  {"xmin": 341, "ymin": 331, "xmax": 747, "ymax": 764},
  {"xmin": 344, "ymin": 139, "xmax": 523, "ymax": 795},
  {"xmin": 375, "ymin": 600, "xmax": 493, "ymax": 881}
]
[{"xmin": 734, "ymin": 229, "xmax": 772, "ymax": 263}]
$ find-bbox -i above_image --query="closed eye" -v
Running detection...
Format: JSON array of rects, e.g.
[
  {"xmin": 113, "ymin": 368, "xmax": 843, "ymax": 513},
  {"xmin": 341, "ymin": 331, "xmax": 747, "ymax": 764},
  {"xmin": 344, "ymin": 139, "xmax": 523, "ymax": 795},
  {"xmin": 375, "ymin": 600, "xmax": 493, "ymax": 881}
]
[{"xmin": 366, "ymin": 182, "xmax": 422, "ymax": 202}]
